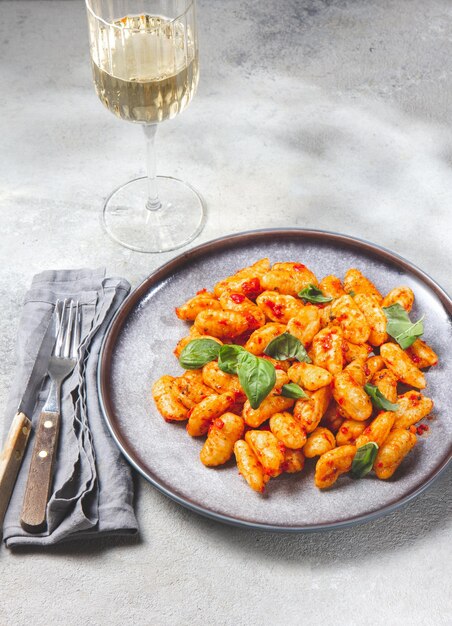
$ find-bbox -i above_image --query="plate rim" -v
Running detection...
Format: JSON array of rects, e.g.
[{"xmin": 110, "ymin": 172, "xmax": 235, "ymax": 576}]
[{"xmin": 98, "ymin": 228, "xmax": 452, "ymax": 532}]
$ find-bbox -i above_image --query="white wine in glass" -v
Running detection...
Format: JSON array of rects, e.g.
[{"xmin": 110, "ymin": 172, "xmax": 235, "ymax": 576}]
[{"xmin": 86, "ymin": 1, "xmax": 205, "ymax": 252}]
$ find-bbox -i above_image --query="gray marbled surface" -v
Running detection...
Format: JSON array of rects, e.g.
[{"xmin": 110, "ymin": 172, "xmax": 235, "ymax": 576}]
[{"xmin": 1, "ymin": 1, "xmax": 451, "ymax": 625}]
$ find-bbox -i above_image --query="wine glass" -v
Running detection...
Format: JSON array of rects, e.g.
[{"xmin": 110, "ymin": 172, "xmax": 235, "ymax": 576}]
[{"xmin": 85, "ymin": 0, "xmax": 205, "ymax": 253}]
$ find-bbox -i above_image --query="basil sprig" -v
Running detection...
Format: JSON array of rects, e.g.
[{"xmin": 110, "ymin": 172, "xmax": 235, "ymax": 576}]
[
  {"xmin": 217, "ymin": 344, "xmax": 276, "ymax": 409},
  {"xmin": 237, "ymin": 352, "xmax": 276, "ymax": 410},
  {"xmin": 281, "ymin": 383, "xmax": 308, "ymax": 399},
  {"xmin": 351, "ymin": 442, "xmax": 379, "ymax": 478},
  {"xmin": 180, "ymin": 339, "xmax": 277, "ymax": 409},
  {"xmin": 179, "ymin": 338, "xmax": 221, "ymax": 369},
  {"xmin": 264, "ymin": 332, "xmax": 311, "ymax": 363},
  {"xmin": 298, "ymin": 284, "xmax": 333, "ymax": 304},
  {"xmin": 217, "ymin": 344, "xmax": 245, "ymax": 374},
  {"xmin": 364, "ymin": 383, "xmax": 399, "ymax": 411},
  {"xmin": 382, "ymin": 303, "xmax": 424, "ymax": 349}
]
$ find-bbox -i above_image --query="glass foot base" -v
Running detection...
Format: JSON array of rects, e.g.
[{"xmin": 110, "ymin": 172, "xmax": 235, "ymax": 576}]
[{"xmin": 102, "ymin": 176, "xmax": 206, "ymax": 253}]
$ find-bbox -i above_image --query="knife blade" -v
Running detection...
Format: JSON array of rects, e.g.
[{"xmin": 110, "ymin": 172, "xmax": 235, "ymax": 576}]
[{"xmin": 0, "ymin": 306, "xmax": 58, "ymax": 528}]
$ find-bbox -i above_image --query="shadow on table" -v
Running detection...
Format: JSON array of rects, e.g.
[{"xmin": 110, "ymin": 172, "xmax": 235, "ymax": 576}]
[
  {"xmin": 176, "ymin": 464, "xmax": 452, "ymax": 566},
  {"xmin": 6, "ymin": 464, "xmax": 450, "ymax": 562}
]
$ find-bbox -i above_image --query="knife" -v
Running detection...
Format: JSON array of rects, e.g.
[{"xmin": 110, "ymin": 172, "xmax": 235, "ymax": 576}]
[{"xmin": 0, "ymin": 308, "xmax": 57, "ymax": 529}]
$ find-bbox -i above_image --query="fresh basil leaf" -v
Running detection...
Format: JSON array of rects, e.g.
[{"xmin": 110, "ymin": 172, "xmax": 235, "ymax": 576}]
[
  {"xmin": 364, "ymin": 383, "xmax": 399, "ymax": 411},
  {"xmin": 382, "ymin": 303, "xmax": 424, "ymax": 349},
  {"xmin": 179, "ymin": 338, "xmax": 221, "ymax": 370},
  {"xmin": 298, "ymin": 284, "xmax": 333, "ymax": 304},
  {"xmin": 264, "ymin": 332, "xmax": 312, "ymax": 363},
  {"xmin": 281, "ymin": 383, "xmax": 308, "ymax": 399},
  {"xmin": 218, "ymin": 344, "xmax": 245, "ymax": 374},
  {"xmin": 238, "ymin": 352, "xmax": 276, "ymax": 409},
  {"xmin": 349, "ymin": 290, "xmax": 356, "ymax": 297},
  {"xmin": 394, "ymin": 318, "xmax": 425, "ymax": 349},
  {"xmin": 351, "ymin": 442, "xmax": 379, "ymax": 478}
]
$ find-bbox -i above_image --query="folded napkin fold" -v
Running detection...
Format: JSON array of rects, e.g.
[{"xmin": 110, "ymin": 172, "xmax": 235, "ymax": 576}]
[{"xmin": 2, "ymin": 268, "xmax": 138, "ymax": 547}]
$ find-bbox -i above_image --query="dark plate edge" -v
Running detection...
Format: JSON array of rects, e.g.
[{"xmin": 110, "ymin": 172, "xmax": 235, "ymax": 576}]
[{"xmin": 98, "ymin": 228, "xmax": 452, "ymax": 532}]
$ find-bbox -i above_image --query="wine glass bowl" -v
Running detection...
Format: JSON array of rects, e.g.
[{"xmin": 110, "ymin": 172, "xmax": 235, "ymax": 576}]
[{"xmin": 86, "ymin": 0, "xmax": 205, "ymax": 252}]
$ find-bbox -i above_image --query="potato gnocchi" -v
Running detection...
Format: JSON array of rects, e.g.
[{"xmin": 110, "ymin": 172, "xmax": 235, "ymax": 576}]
[{"xmin": 152, "ymin": 258, "xmax": 437, "ymax": 494}]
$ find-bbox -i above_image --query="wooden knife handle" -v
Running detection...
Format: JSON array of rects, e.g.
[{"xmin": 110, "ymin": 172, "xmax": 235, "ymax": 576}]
[
  {"xmin": 0, "ymin": 412, "xmax": 32, "ymax": 529},
  {"xmin": 20, "ymin": 411, "xmax": 60, "ymax": 533}
]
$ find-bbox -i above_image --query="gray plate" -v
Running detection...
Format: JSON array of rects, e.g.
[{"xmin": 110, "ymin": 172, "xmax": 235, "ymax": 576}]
[{"xmin": 98, "ymin": 229, "xmax": 452, "ymax": 531}]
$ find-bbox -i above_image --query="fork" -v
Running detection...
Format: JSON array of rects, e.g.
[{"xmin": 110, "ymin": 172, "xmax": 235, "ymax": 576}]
[{"xmin": 20, "ymin": 299, "xmax": 81, "ymax": 533}]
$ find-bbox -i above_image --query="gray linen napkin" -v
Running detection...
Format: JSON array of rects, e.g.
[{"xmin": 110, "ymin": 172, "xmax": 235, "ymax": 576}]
[{"xmin": 2, "ymin": 268, "xmax": 138, "ymax": 546}]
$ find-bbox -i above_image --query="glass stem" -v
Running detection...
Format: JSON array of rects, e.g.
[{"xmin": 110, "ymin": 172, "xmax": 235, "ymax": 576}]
[{"xmin": 143, "ymin": 124, "xmax": 161, "ymax": 211}]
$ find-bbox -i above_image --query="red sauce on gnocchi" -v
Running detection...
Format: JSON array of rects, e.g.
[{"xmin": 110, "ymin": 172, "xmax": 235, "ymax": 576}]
[{"xmin": 152, "ymin": 258, "xmax": 437, "ymax": 494}]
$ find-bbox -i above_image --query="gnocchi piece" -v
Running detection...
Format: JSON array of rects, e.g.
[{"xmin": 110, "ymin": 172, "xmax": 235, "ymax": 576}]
[
  {"xmin": 311, "ymin": 326, "xmax": 344, "ymax": 375},
  {"xmin": 342, "ymin": 340, "xmax": 372, "ymax": 364},
  {"xmin": 332, "ymin": 368, "xmax": 372, "ymax": 421},
  {"xmin": 261, "ymin": 262, "xmax": 318, "ymax": 296},
  {"xmin": 314, "ymin": 445, "xmax": 356, "ymax": 489},
  {"xmin": 242, "ymin": 368, "xmax": 292, "ymax": 427},
  {"xmin": 186, "ymin": 392, "xmax": 236, "ymax": 437},
  {"xmin": 371, "ymin": 368, "xmax": 398, "ymax": 404},
  {"xmin": 269, "ymin": 411, "xmax": 307, "ymax": 449},
  {"xmin": 331, "ymin": 295, "xmax": 370, "ymax": 344},
  {"xmin": 194, "ymin": 309, "xmax": 251, "ymax": 339},
  {"xmin": 405, "ymin": 339, "xmax": 438, "ymax": 369},
  {"xmin": 319, "ymin": 275, "xmax": 346, "ymax": 299},
  {"xmin": 336, "ymin": 419, "xmax": 370, "ymax": 446},
  {"xmin": 363, "ymin": 355, "xmax": 385, "ymax": 381},
  {"xmin": 293, "ymin": 386, "xmax": 332, "ymax": 433},
  {"xmin": 354, "ymin": 293, "xmax": 388, "ymax": 346},
  {"xmin": 219, "ymin": 277, "xmax": 264, "ymax": 301},
  {"xmin": 344, "ymin": 268, "xmax": 382, "ymax": 302},
  {"xmin": 202, "ymin": 361, "xmax": 243, "ymax": 395},
  {"xmin": 173, "ymin": 370, "xmax": 213, "ymax": 409},
  {"xmin": 243, "ymin": 394, "xmax": 294, "ymax": 428},
  {"xmin": 174, "ymin": 335, "xmax": 192, "ymax": 359},
  {"xmin": 374, "ymin": 429, "xmax": 417, "ymax": 479},
  {"xmin": 393, "ymin": 390, "xmax": 434, "ymax": 429},
  {"xmin": 286, "ymin": 307, "xmax": 321, "ymax": 345},
  {"xmin": 214, "ymin": 258, "xmax": 270, "ymax": 299},
  {"xmin": 261, "ymin": 355, "xmax": 290, "ymax": 372},
  {"xmin": 320, "ymin": 403, "xmax": 345, "ymax": 433},
  {"xmin": 234, "ymin": 440, "xmax": 269, "ymax": 492},
  {"xmin": 244, "ymin": 323, "xmax": 287, "ymax": 355},
  {"xmin": 282, "ymin": 448, "xmax": 305, "ymax": 473},
  {"xmin": 175, "ymin": 292, "xmax": 222, "ymax": 321},
  {"xmin": 152, "ymin": 375, "xmax": 189, "ymax": 422},
  {"xmin": 272, "ymin": 368, "xmax": 291, "ymax": 389},
  {"xmin": 318, "ymin": 304, "xmax": 335, "ymax": 329},
  {"xmin": 287, "ymin": 361, "xmax": 332, "ymax": 390},
  {"xmin": 256, "ymin": 291, "xmax": 305, "ymax": 323},
  {"xmin": 344, "ymin": 358, "xmax": 367, "ymax": 386},
  {"xmin": 219, "ymin": 291, "xmax": 266, "ymax": 328},
  {"xmin": 245, "ymin": 430, "xmax": 285, "ymax": 477},
  {"xmin": 200, "ymin": 412, "xmax": 245, "ymax": 466},
  {"xmin": 355, "ymin": 411, "xmax": 395, "ymax": 448},
  {"xmin": 303, "ymin": 427, "xmax": 336, "ymax": 458},
  {"xmin": 382, "ymin": 286, "xmax": 414, "ymax": 312},
  {"xmin": 380, "ymin": 342, "xmax": 426, "ymax": 389}
]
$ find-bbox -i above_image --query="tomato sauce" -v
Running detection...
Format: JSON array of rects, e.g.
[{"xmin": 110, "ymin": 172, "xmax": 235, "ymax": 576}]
[{"xmin": 265, "ymin": 300, "xmax": 284, "ymax": 319}]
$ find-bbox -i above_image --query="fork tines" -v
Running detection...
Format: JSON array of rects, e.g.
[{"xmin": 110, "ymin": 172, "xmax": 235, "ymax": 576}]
[{"xmin": 54, "ymin": 299, "xmax": 82, "ymax": 359}]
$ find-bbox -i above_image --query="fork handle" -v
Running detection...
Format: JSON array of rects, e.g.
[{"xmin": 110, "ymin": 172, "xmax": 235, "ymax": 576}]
[{"xmin": 20, "ymin": 411, "xmax": 60, "ymax": 533}]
